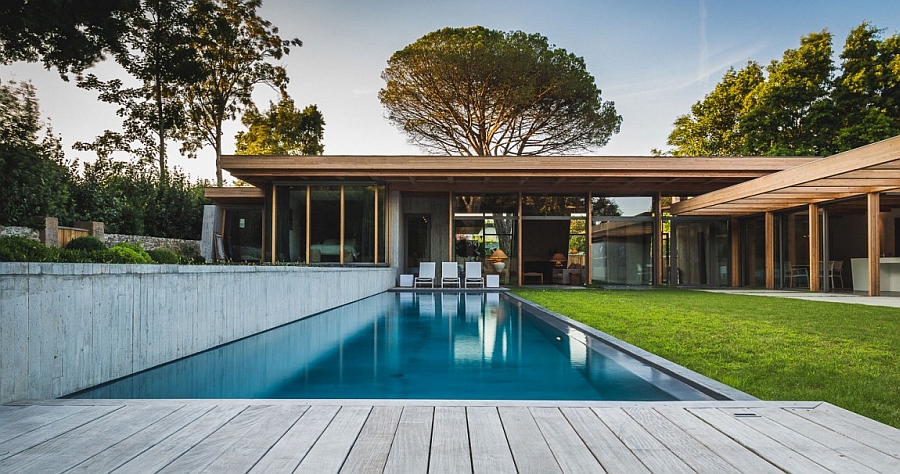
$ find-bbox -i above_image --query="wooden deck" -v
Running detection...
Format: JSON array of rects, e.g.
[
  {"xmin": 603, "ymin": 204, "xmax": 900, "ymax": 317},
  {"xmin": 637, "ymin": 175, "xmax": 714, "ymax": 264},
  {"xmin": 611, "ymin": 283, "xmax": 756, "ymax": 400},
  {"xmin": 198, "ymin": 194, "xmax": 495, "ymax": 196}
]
[{"xmin": 2, "ymin": 400, "xmax": 899, "ymax": 473}]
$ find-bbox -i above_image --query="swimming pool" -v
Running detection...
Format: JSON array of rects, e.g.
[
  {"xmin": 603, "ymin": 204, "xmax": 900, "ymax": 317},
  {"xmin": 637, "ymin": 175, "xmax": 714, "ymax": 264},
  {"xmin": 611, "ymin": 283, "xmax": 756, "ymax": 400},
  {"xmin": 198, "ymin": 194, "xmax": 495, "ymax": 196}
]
[{"xmin": 70, "ymin": 292, "xmax": 713, "ymax": 401}]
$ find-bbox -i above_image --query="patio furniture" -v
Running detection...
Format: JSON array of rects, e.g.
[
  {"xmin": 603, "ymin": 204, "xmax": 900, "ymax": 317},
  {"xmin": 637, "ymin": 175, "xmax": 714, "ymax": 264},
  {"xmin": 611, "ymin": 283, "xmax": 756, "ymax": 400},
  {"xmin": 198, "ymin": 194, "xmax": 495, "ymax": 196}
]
[
  {"xmin": 441, "ymin": 261, "xmax": 461, "ymax": 288},
  {"xmin": 785, "ymin": 261, "xmax": 809, "ymax": 288},
  {"xmin": 827, "ymin": 260, "xmax": 844, "ymax": 289},
  {"xmin": 486, "ymin": 274, "xmax": 500, "ymax": 288},
  {"xmin": 399, "ymin": 274, "xmax": 414, "ymax": 287},
  {"xmin": 415, "ymin": 262, "xmax": 436, "ymax": 288},
  {"xmin": 464, "ymin": 261, "xmax": 485, "ymax": 288},
  {"xmin": 523, "ymin": 271, "xmax": 544, "ymax": 284}
]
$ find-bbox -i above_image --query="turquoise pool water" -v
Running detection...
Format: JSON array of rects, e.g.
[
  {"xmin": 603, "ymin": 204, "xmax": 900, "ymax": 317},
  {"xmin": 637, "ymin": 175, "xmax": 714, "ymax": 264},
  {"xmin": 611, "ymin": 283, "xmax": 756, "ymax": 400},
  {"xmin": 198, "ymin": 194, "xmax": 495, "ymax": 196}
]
[{"xmin": 71, "ymin": 292, "xmax": 711, "ymax": 401}]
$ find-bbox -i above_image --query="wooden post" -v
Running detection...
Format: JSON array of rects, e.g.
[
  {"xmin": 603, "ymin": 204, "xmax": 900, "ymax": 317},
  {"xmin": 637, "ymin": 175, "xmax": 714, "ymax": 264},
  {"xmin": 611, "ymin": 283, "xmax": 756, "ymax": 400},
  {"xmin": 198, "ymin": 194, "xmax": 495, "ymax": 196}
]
[
  {"xmin": 808, "ymin": 204, "xmax": 820, "ymax": 292},
  {"xmin": 517, "ymin": 191, "xmax": 523, "ymax": 287},
  {"xmin": 305, "ymin": 186, "xmax": 311, "ymax": 265},
  {"xmin": 765, "ymin": 212, "xmax": 775, "ymax": 290},
  {"xmin": 730, "ymin": 217, "xmax": 740, "ymax": 287},
  {"xmin": 653, "ymin": 193, "xmax": 663, "ymax": 286},
  {"xmin": 868, "ymin": 192, "xmax": 881, "ymax": 296},
  {"xmin": 270, "ymin": 185, "xmax": 277, "ymax": 264},
  {"xmin": 340, "ymin": 186, "xmax": 345, "ymax": 265},
  {"xmin": 587, "ymin": 192, "xmax": 593, "ymax": 285}
]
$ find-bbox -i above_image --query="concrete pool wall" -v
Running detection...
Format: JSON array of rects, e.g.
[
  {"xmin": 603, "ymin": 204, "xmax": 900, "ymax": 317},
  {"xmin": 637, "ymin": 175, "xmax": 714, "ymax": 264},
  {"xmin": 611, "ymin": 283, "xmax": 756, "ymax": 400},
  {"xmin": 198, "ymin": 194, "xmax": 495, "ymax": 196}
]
[{"xmin": 0, "ymin": 263, "xmax": 396, "ymax": 404}]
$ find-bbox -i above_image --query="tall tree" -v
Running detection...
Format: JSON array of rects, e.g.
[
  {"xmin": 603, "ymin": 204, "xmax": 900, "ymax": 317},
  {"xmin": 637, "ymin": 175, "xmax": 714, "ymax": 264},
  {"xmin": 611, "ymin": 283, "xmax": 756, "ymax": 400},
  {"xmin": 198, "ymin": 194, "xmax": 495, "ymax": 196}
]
[
  {"xmin": 182, "ymin": 0, "xmax": 302, "ymax": 186},
  {"xmin": 75, "ymin": 0, "xmax": 204, "ymax": 181},
  {"xmin": 0, "ymin": 80, "xmax": 75, "ymax": 224},
  {"xmin": 379, "ymin": 26, "xmax": 621, "ymax": 156},
  {"xmin": 0, "ymin": 0, "xmax": 139, "ymax": 78},
  {"xmin": 832, "ymin": 23, "xmax": 900, "ymax": 152},
  {"xmin": 667, "ymin": 62, "xmax": 764, "ymax": 156},
  {"xmin": 235, "ymin": 97, "xmax": 324, "ymax": 155}
]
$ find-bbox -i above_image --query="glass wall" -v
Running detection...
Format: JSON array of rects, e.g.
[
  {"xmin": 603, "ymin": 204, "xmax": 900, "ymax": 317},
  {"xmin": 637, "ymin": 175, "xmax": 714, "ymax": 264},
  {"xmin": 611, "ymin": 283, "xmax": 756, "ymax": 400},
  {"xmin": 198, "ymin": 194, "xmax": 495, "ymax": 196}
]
[
  {"xmin": 672, "ymin": 220, "xmax": 730, "ymax": 286},
  {"xmin": 273, "ymin": 183, "xmax": 385, "ymax": 264},
  {"xmin": 591, "ymin": 219, "xmax": 653, "ymax": 285},
  {"xmin": 223, "ymin": 208, "xmax": 263, "ymax": 262},
  {"xmin": 454, "ymin": 194, "xmax": 518, "ymax": 284},
  {"xmin": 521, "ymin": 195, "xmax": 587, "ymax": 285},
  {"xmin": 741, "ymin": 215, "xmax": 766, "ymax": 287}
]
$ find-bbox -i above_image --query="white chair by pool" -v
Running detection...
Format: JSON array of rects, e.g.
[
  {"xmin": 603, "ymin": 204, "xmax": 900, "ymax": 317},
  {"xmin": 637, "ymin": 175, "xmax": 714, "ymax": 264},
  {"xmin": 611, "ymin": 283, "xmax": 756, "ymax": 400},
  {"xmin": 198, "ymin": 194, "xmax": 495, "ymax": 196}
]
[
  {"xmin": 415, "ymin": 262, "xmax": 436, "ymax": 288},
  {"xmin": 441, "ymin": 261, "xmax": 461, "ymax": 288},
  {"xmin": 464, "ymin": 261, "xmax": 485, "ymax": 288}
]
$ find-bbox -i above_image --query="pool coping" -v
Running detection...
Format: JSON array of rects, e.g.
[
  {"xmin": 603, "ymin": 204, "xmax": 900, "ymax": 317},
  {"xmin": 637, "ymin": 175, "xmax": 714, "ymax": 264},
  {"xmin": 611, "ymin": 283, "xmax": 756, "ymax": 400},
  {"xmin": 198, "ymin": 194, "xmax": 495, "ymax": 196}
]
[{"xmin": 504, "ymin": 293, "xmax": 759, "ymax": 402}]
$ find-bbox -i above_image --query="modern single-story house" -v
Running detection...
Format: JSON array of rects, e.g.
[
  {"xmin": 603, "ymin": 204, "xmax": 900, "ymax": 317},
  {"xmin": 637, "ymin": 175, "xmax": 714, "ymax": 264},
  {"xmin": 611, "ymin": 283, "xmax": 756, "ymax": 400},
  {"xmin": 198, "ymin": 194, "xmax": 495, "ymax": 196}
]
[{"xmin": 205, "ymin": 135, "xmax": 900, "ymax": 296}]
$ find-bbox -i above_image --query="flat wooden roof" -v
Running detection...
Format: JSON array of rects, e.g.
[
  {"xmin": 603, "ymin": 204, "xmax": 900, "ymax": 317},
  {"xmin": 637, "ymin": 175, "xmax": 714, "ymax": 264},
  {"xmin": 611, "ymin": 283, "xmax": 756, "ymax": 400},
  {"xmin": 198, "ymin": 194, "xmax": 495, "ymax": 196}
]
[
  {"xmin": 204, "ymin": 186, "xmax": 265, "ymax": 206},
  {"xmin": 671, "ymin": 136, "xmax": 900, "ymax": 216},
  {"xmin": 220, "ymin": 155, "xmax": 818, "ymax": 196}
]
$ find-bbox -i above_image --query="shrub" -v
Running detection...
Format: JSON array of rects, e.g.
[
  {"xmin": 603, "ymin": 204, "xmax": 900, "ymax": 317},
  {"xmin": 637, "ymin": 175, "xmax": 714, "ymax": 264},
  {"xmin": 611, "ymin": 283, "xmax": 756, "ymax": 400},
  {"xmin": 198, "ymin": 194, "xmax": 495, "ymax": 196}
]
[
  {"xmin": 0, "ymin": 236, "xmax": 56, "ymax": 262},
  {"xmin": 148, "ymin": 248, "xmax": 181, "ymax": 264},
  {"xmin": 108, "ymin": 242, "xmax": 153, "ymax": 264},
  {"xmin": 65, "ymin": 235, "xmax": 106, "ymax": 252}
]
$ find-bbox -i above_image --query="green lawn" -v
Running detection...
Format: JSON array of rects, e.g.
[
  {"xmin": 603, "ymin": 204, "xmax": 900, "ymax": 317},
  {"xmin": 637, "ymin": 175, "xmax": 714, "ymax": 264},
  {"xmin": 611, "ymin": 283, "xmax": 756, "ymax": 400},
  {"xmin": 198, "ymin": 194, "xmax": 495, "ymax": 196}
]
[{"xmin": 512, "ymin": 287, "xmax": 900, "ymax": 429}]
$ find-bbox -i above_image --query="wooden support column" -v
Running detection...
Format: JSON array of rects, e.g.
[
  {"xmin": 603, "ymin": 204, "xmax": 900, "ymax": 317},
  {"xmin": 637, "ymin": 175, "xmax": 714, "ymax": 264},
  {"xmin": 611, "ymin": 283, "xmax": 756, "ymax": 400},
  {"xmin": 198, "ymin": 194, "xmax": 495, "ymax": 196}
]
[
  {"xmin": 587, "ymin": 192, "xmax": 594, "ymax": 285},
  {"xmin": 730, "ymin": 218, "xmax": 740, "ymax": 287},
  {"xmin": 868, "ymin": 192, "xmax": 881, "ymax": 296},
  {"xmin": 653, "ymin": 193, "xmax": 663, "ymax": 286},
  {"xmin": 270, "ymin": 185, "xmax": 277, "ymax": 264},
  {"xmin": 808, "ymin": 203, "xmax": 820, "ymax": 292},
  {"xmin": 517, "ymin": 191, "xmax": 523, "ymax": 286},
  {"xmin": 765, "ymin": 212, "xmax": 775, "ymax": 290}
]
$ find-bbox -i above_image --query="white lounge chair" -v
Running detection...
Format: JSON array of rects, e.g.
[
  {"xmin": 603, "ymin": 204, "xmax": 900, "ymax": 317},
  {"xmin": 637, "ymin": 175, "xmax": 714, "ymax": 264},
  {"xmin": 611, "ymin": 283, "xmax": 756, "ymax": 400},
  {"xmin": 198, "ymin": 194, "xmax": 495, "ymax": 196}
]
[
  {"xmin": 441, "ymin": 261, "xmax": 460, "ymax": 288},
  {"xmin": 415, "ymin": 262, "xmax": 436, "ymax": 288},
  {"xmin": 464, "ymin": 261, "xmax": 485, "ymax": 288}
]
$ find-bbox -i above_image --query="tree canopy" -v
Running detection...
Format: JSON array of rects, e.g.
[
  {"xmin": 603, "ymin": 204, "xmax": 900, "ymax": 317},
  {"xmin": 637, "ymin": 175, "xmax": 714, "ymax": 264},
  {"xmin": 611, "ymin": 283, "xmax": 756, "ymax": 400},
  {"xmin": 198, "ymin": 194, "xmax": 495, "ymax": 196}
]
[
  {"xmin": 379, "ymin": 26, "xmax": 622, "ymax": 156},
  {"xmin": 0, "ymin": 0, "xmax": 139, "ymax": 78},
  {"xmin": 182, "ymin": 0, "xmax": 302, "ymax": 186},
  {"xmin": 75, "ymin": 0, "xmax": 205, "ymax": 181},
  {"xmin": 235, "ymin": 97, "xmax": 324, "ymax": 155},
  {"xmin": 666, "ymin": 23, "xmax": 900, "ymax": 157}
]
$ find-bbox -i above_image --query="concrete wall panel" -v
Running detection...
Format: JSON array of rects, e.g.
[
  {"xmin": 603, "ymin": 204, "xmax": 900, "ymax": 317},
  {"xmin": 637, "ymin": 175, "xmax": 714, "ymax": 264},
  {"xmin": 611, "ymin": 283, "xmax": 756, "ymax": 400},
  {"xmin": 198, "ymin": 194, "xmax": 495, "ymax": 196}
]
[{"xmin": 0, "ymin": 264, "xmax": 395, "ymax": 403}]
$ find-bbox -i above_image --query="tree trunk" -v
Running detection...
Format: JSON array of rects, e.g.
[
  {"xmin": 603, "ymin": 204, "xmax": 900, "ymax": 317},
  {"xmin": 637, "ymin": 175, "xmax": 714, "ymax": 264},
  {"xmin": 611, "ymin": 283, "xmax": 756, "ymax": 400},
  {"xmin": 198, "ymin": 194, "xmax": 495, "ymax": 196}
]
[
  {"xmin": 215, "ymin": 123, "xmax": 223, "ymax": 187},
  {"xmin": 156, "ymin": 75, "xmax": 167, "ymax": 183}
]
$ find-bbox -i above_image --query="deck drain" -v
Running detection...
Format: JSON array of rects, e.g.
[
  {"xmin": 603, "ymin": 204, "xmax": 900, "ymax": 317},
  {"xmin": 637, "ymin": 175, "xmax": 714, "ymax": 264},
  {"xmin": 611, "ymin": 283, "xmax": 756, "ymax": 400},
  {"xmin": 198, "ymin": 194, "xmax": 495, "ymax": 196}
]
[{"xmin": 733, "ymin": 412, "xmax": 761, "ymax": 418}]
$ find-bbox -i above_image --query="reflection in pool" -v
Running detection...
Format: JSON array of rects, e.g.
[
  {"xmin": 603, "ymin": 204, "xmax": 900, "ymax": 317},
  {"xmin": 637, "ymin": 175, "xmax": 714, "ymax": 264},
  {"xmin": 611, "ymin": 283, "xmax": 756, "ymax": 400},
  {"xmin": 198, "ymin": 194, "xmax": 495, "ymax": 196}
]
[{"xmin": 70, "ymin": 292, "xmax": 711, "ymax": 401}]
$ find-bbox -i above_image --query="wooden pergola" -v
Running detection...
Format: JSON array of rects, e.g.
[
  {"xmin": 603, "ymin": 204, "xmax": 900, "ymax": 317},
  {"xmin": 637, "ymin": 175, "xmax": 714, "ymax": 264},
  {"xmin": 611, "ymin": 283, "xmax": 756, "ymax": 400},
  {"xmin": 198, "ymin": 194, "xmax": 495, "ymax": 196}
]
[{"xmin": 672, "ymin": 136, "xmax": 900, "ymax": 295}]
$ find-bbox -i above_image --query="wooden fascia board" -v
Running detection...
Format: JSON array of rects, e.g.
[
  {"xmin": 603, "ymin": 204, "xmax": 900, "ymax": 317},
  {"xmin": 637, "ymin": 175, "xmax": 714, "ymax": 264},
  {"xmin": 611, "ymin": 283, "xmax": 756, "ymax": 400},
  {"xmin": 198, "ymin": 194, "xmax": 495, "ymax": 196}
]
[{"xmin": 671, "ymin": 136, "xmax": 900, "ymax": 214}]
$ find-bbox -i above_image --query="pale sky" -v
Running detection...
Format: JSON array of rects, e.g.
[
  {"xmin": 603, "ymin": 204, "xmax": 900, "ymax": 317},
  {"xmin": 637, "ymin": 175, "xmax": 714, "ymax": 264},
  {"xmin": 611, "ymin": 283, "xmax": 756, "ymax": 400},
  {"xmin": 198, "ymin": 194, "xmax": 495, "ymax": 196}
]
[{"xmin": 2, "ymin": 0, "xmax": 899, "ymax": 183}]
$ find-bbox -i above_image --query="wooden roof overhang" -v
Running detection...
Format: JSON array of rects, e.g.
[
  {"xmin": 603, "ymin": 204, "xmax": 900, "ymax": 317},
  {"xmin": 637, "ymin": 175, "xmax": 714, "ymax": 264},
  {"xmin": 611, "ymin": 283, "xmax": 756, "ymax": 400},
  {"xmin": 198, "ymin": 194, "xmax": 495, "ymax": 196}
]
[
  {"xmin": 219, "ymin": 155, "xmax": 818, "ymax": 196},
  {"xmin": 204, "ymin": 186, "xmax": 265, "ymax": 206},
  {"xmin": 671, "ymin": 136, "xmax": 900, "ymax": 217}
]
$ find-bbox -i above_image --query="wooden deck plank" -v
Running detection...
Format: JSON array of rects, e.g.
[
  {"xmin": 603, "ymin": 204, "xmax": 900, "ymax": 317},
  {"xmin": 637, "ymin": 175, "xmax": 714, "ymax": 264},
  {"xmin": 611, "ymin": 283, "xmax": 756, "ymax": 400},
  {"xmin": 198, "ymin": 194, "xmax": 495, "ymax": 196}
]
[
  {"xmin": 591, "ymin": 407, "xmax": 694, "ymax": 474},
  {"xmin": 339, "ymin": 405, "xmax": 403, "ymax": 474},
  {"xmin": 156, "ymin": 404, "xmax": 279, "ymax": 473},
  {"xmin": 560, "ymin": 407, "xmax": 651, "ymax": 474},
  {"xmin": 0, "ymin": 405, "xmax": 117, "ymax": 461},
  {"xmin": 466, "ymin": 406, "xmax": 517, "ymax": 474},
  {"xmin": 68, "ymin": 404, "xmax": 213, "ymax": 473},
  {"xmin": 530, "ymin": 407, "xmax": 604, "ymax": 473},
  {"xmin": 0, "ymin": 404, "xmax": 176, "ymax": 473},
  {"xmin": 722, "ymin": 407, "xmax": 882, "ymax": 474},
  {"xmin": 789, "ymin": 403, "xmax": 900, "ymax": 457},
  {"xmin": 248, "ymin": 405, "xmax": 336, "ymax": 474},
  {"xmin": 687, "ymin": 407, "xmax": 833, "ymax": 473},
  {"xmin": 113, "ymin": 404, "xmax": 246, "ymax": 473},
  {"xmin": 429, "ymin": 406, "xmax": 472, "ymax": 474},
  {"xmin": 625, "ymin": 406, "xmax": 742, "ymax": 474},
  {"xmin": 498, "ymin": 406, "xmax": 562, "ymax": 474},
  {"xmin": 203, "ymin": 404, "xmax": 308, "ymax": 473},
  {"xmin": 0, "ymin": 404, "xmax": 89, "ymax": 444},
  {"xmin": 382, "ymin": 406, "xmax": 433, "ymax": 474},
  {"xmin": 655, "ymin": 406, "xmax": 783, "ymax": 474},
  {"xmin": 754, "ymin": 406, "xmax": 900, "ymax": 473},
  {"xmin": 294, "ymin": 405, "xmax": 371, "ymax": 474}
]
